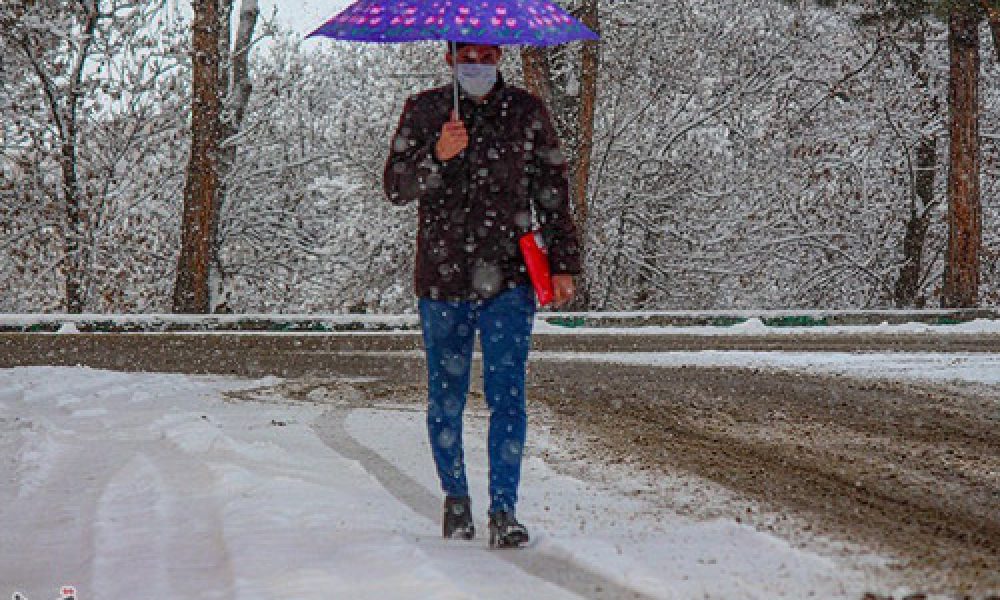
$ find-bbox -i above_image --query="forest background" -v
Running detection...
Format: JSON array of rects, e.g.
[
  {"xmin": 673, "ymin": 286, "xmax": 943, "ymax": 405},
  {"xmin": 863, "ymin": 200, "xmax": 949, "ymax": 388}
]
[{"xmin": 3, "ymin": 0, "xmax": 1000, "ymax": 315}]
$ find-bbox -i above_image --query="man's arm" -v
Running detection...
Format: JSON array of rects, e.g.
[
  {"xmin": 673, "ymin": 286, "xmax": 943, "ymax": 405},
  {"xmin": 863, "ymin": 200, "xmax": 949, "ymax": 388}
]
[
  {"xmin": 383, "ymin": 96, "xmax": 457, "ymax": 206},
  {"xmin": 529, "ymin": 99, "xmax": 582, "ymax": 277}
]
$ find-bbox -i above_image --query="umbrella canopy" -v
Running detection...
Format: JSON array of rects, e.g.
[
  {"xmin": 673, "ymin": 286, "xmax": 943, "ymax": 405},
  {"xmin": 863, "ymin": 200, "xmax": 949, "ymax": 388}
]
[{"xmin": 306, "ymin": 0, "xmax": 598, "ymax": 46}]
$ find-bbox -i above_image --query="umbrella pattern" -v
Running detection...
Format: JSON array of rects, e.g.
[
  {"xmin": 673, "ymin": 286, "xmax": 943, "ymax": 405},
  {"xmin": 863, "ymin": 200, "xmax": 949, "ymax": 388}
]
[{"xmin": 307, "ymin": 0, "xmax": 599, "ymax": 46}]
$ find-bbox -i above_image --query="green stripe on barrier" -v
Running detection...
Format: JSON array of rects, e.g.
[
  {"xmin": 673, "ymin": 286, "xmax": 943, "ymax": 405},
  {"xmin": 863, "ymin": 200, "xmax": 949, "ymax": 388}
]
[
  {"xmin": 710, "ymin": 317, "xmax": 748, "ymax": 327},
  {"xmin": 546, "ymin": 317, "xmax": 587, "ymax": 328},
  {"xmin": 762, "ymin": 316, "xmax": 829, "ymax": 328}
]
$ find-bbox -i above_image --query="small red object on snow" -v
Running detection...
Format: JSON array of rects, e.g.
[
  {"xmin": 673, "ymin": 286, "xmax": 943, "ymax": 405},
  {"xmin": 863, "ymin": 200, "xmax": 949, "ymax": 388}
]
[{"xmin": 519, "ymin": 230, "xmax": 553, "ymax": 307}]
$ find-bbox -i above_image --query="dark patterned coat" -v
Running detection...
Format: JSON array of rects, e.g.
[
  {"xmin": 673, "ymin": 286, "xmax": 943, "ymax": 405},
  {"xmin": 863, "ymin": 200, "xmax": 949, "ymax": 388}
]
[{"xmin": 383, "ymin": 78, "xmax": 581, "ymax": 301}]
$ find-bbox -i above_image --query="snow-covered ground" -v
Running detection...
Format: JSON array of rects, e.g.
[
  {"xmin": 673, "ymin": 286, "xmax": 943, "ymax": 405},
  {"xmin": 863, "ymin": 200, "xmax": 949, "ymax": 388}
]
[
  {"xmin": 532, "ymin": 351, "xmax": 1000, "ymax": 387},
  {"xmin": 0, "ymin": 364, "xmax": 918, "ymax": 600},
  {"xmin": 533, "ymin": 316, "xmax": 1000, "ymax": 336}
]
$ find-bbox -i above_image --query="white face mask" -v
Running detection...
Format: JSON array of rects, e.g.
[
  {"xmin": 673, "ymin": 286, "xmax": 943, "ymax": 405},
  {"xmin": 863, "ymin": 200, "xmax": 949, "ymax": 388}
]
[{"xmin": 455, "ymin": 63, "xmax": 498, "ymax": 98}]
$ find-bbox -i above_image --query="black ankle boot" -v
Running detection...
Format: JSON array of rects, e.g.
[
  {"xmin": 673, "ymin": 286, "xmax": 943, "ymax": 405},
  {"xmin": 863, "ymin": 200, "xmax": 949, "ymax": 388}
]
[
  {"xmin": 443, "ymin": 496, "xmax": 475, "ymax": 539},
  {"xmin": 488, "ymin": 511, "xmax": 529, "ymax": 548}
]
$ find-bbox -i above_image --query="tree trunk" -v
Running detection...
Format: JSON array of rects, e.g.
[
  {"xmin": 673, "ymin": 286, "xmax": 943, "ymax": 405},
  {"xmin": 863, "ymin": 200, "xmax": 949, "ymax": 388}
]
[
  {"xmin": 229, "ymin": 0, "xmax": 258, "ymax": 131},
  {"xmin": 894, "ymin": 135, "xmax": 936, "ymax": 307},
  {"xmin": 981, "ymin": 0, "xmax": 1000, "ymax": 60},
  {"xmin": 211, "ymin": 0, "xmax": 258, "ymax": 313},
  {"xmin": 173, "ymin": 0, "xmax": 223, "ymax": 313},
  {"xmin": 942, "ymin": 6, "xmax": 982, "ymax": 308},
  {"xmin": 570, "ymin": 0, "xmax": 599, "ymax": 309},
  {"xmin": 520, "ymin": 46, "xmax": 553, "ymax": 107},
  {"xmin": 894, "ymin": 24, "xmax": 939, "ymax": 309},
  {"xmin": 572, "ymin": 0, "xmax": 598, "ymax": 235},
  {"xmin": 58, "ymin": 3, "xmax": 99, "ymax": 314},
  {"xmin": 60, "ymin": 142, "xmax": 85, "ymax": 314}
]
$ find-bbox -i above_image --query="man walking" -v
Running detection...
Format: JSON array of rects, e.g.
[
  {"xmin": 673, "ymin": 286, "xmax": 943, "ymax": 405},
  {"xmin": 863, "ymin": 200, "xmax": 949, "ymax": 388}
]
[{"xmin": 383, "ymin": 42, "xmax": 581, "ymax": 547}]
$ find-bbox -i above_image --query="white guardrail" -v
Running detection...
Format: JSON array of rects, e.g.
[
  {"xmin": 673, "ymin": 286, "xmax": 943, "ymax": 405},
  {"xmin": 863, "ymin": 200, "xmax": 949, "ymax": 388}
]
[{"xmin": 1, "ymin": 309, "xmax": 999, "ymax": 333}]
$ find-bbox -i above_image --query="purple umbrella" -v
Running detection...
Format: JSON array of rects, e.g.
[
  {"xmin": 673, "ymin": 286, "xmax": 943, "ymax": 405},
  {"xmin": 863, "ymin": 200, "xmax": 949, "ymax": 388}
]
[
  {"xmin": 307, "ymin": 0, "xmax": 598, "ymax": 46},
  {"xmin": 306, "ymin": 0, "xmax": 598, "ymax": 115}
]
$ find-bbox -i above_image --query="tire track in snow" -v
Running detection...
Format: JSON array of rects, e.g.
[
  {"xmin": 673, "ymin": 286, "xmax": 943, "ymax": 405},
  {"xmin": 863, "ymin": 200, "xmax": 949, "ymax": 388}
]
[
  {"xmin": 0, "ymin": 369, "xmax": 239, "ymax": 599},
  {"xmin": 313, "ymin": 407, "xmax": 654, "ymax": 600},
  {"xmin": 93, "ymin": 454, "xmax": 173, "ymax": 596},
  {"xmin": 92, "ymin": 444, "xmax": 238, "ymax": 599},
  {"xmin": 0, "ymin": 380, "xmax": 111, "ymax": 597}
]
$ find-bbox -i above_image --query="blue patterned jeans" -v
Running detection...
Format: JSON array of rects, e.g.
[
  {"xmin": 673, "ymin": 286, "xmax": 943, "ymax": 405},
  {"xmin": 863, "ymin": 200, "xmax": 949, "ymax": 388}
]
[{"xmin": 418, "ymin": 285, "xmax": 536, "ymax": 515}]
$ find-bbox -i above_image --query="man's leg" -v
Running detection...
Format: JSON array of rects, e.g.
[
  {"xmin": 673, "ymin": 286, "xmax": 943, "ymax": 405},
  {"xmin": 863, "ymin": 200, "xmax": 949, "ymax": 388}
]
[
  {"xmin": 418, "ymin": 297, "xmax": 476, "ymax": 502},
  {"xmin": 477, "ymin": 285, "xmax": 536, "ymax": 516}
]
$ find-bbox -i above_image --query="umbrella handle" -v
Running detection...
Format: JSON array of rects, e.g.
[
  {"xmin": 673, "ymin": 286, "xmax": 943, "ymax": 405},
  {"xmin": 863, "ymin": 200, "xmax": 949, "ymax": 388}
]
[{"xmin": 451, "ymin": 40, "xmax": 460, "ymax": 120}]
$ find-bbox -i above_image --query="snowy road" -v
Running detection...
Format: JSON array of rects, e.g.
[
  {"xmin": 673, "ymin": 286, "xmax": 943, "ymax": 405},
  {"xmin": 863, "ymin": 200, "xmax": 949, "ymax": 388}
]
[
  {"xmin": 1, "ymin": 367, "xmax": 881, "ymax": 600},
  {"xmin": 4, "ymin": 331, "xmax": 1000, "ymax": 379},
  {"xmin": 2, "ymin": 328, "xmax": 999, "ymax": 598}
]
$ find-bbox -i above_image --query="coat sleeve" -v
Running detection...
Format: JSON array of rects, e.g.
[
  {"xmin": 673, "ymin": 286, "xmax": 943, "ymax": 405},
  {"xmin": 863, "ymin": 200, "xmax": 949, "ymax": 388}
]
[
  {"xmin": 529, "ymin": 99, "xmax": 582, "ymax": 275},
  {"xmin": 383, "ymin": 96, "xmax": 457, "ymax": 206}
]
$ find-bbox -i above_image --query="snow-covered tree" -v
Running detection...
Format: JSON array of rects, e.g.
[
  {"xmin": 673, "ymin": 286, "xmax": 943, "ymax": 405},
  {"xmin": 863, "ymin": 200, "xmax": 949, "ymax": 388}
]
[
  {"xmin": 797, "ymin": 0, "xmax": 1000, "ymax": 307},
  {"xmin": 213, "ymin": 36, "xmax": 445, "ymax": 312},
  {"xmin": 3, "ymin": 0, "xmax": 998, "ymax": 313},
  {"xmin": 1, "ymin": 0, "xmax": 189, "ymax": 313}
]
